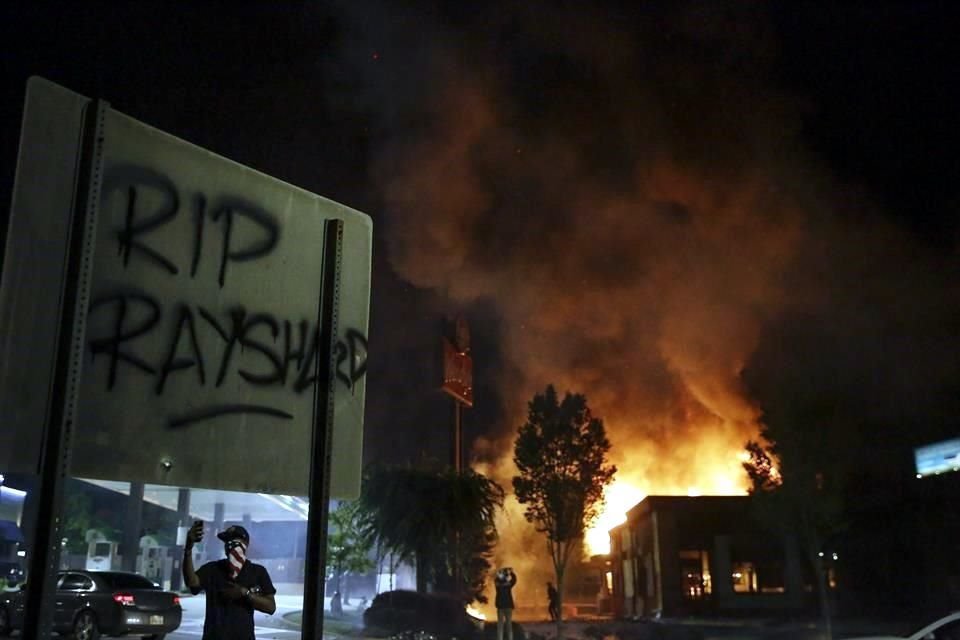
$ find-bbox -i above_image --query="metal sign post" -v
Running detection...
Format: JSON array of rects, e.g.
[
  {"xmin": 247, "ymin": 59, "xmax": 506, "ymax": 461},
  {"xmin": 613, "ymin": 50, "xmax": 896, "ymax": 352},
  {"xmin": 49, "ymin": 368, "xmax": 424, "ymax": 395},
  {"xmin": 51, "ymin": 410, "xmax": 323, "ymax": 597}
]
[
  {"xmin": 302, "ymin": 219, "xmax": 344, "ymax": 639},
  {"xmin": 22, "ymin": 97, "xmax": 107, "ymax": 639}
]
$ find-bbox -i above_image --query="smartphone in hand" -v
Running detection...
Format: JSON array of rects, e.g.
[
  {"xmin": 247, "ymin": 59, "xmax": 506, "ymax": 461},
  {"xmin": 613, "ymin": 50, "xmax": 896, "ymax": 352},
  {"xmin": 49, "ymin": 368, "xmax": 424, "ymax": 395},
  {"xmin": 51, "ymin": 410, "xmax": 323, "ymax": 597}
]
[{"xmin": 188, "ymin": 520, "xmax": 204, "ymax": 544}]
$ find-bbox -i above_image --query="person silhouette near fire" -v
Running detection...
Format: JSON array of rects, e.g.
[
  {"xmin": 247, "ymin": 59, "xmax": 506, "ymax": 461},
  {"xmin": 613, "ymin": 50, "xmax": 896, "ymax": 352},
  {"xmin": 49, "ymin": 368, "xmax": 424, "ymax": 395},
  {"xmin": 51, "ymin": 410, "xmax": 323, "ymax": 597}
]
[
  {"xmin": 546, "ymin": 581, "xmax": 560, "ymax": 621},
  {"xmin": 495, "ymin": 567, "xmax": 517, "ymax": 640}
]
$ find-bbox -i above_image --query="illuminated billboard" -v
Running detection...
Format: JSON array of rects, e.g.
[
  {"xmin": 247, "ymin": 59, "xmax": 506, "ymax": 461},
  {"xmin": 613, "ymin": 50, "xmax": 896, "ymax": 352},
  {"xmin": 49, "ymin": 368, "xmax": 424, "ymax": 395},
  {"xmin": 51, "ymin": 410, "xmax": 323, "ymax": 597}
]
[{"xmin": 914, "ymin": 437, "xmax": 960, "ymax": 478}]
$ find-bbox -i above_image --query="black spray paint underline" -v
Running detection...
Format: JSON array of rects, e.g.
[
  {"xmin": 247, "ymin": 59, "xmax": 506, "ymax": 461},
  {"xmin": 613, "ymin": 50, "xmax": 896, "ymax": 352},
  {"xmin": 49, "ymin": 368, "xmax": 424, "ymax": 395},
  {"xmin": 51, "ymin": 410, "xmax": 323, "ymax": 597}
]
[{"xmin": 168, "ymin": 405, "xmax": 294, "ymax": 428}]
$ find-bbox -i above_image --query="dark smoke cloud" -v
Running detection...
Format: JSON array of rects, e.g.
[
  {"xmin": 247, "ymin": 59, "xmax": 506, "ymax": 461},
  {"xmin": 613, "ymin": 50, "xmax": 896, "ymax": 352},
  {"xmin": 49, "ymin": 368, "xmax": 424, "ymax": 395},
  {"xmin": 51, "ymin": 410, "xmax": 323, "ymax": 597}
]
[{"xmin": 329, "ymin": 0, "xmax": 960, "ymax": 492}]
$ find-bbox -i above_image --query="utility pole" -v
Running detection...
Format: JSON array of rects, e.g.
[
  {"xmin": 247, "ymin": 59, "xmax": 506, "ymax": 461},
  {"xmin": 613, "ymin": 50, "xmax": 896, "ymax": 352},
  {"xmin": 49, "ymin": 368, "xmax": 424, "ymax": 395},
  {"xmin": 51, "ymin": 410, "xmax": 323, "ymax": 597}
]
[
  {"xmin": 454, "ymin": 399, "xmax": 462, "ymax": 472},
  {"xmin": 441, "ymin": 316, "xmax": 473, "ymax": 595}
]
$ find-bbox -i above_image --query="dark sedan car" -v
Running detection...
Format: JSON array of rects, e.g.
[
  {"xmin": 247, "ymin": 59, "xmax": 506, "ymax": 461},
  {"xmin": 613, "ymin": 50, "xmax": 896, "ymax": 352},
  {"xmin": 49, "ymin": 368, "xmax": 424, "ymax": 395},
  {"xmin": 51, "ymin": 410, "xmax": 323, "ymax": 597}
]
[{"xmin": 0, "ymin": 570, "xmax": 181, "ymax": 639}]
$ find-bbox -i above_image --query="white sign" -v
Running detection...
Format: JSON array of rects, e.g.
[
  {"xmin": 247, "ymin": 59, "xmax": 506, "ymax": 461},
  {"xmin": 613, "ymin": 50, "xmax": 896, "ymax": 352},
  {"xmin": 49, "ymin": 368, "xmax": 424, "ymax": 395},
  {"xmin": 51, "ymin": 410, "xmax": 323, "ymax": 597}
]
[
  {"xmin": 0, "ymin": 79, "xmax": 88, "ymax": 475},
  {"xmin": 3, "ymin": 78, "xmax": 371, "ymax": 498},
  {"xmin": 914, "ymin": 437, "xmax": 960, "ymax": 478}
]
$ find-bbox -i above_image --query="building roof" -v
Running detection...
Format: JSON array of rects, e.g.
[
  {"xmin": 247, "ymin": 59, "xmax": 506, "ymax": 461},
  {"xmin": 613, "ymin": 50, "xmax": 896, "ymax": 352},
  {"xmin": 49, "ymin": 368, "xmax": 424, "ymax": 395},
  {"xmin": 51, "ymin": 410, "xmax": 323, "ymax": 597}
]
[
  {"xmin": 626, "ymin": 494, "xmax": 748, "ymax": 516},
  {"xmin": 609, "ymin": 495, "xmax": 752, "ymax": 536}
]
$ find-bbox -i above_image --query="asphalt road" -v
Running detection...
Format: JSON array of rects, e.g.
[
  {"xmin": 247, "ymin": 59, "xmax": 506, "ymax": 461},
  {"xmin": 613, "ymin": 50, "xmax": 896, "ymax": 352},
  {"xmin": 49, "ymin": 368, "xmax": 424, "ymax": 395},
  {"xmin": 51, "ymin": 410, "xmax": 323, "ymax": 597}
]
[
  {"xmin": 167, "ymin": 593, "xmax": 306, "ymax": 639},
  {"xmin": 166, "ymin": 598, "xmax": 898, "ymax": 640}
]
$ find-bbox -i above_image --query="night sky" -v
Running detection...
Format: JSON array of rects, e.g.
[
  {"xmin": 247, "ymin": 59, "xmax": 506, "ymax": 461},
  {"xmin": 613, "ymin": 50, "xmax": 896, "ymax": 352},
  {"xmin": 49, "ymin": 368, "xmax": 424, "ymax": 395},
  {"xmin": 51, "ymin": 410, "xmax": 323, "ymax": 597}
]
[{"xmin": 2, "ymin": 2, "xmax": 958, "ymax": 492}]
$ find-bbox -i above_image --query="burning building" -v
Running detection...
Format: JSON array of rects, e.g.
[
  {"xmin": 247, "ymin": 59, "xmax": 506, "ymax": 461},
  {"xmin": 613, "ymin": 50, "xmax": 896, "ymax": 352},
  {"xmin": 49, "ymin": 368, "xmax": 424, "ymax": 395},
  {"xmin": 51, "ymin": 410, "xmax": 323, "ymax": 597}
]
[{"xmin": 609, "ymin": 496, "xmax": 808, "ymax": 617}]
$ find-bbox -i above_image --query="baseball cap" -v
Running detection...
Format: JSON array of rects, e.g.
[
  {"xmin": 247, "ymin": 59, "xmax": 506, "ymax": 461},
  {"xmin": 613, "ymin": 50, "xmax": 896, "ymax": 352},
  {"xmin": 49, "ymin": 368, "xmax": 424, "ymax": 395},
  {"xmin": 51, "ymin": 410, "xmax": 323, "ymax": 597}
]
[{"xmin": 216, "ymin": 525, "xmax": 250, "ymax": 543}]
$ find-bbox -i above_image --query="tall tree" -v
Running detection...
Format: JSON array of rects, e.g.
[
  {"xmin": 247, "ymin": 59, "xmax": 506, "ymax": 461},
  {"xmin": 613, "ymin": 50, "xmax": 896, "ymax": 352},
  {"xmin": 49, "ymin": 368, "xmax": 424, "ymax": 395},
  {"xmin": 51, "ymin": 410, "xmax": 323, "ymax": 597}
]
[
  {"xmin": 360, "ymin": 465, "xmax": 505, "ymax": 603},
  {"xmin": 513, "ymin": 385, "xmax": 616, "ymax": 636},
  {"xmin": 326, "ymin": 500, "xmax": 375, "ymax": 602},
  {"xmin": 743, "ymin": 429, "xmax": 844, "ymax": 640}
]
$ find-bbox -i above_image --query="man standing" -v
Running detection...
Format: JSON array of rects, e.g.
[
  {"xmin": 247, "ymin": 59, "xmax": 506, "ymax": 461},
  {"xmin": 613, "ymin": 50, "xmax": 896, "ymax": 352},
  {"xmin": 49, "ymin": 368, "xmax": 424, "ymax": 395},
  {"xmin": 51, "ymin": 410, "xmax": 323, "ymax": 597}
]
[
  {"xmin": 546, "ymin": 581, "xmax": 560, "ymax": 621},
  {"xmin": 183, "ymin": 522, "xmax": 277, "ymax": 639},
  {"xmin": 494, "ymin": 567, "xmax": 517, "ymax": 640}
]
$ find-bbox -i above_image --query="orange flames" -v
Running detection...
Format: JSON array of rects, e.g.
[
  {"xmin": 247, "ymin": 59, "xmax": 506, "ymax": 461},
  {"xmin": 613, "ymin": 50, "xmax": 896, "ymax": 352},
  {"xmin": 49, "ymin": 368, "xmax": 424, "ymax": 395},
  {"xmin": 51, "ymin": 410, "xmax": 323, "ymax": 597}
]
[
  {"xmin": 478, "ymin": 418, "xmax": 755, "ymax": 564},
  {"xmin": 584, "ymin": 444, "xmax": 752, "ymax": 556},
  {"xmin": 584, "ymin": 481, "xmax": 646, "ymax": 555},
  {"xmin": 475, "ymin": 426, "xmax": 754, "ymax": 617}
]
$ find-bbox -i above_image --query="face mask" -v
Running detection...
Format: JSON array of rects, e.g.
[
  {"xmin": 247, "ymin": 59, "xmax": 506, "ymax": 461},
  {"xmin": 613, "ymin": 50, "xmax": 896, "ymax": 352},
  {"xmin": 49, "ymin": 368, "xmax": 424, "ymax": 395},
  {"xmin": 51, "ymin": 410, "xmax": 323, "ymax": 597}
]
[{"xmin": 225, "ymin": 539, "xmax": 247, "ymax": 578}]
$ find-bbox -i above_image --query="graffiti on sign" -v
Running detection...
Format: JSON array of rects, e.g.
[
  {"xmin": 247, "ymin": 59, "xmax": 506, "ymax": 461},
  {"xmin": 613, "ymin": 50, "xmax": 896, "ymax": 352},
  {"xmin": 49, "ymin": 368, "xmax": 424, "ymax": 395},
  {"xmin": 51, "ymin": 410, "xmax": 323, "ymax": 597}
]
[{"xmin": 85, "ymin": 165, "xmax": 368, "ymax": 430}]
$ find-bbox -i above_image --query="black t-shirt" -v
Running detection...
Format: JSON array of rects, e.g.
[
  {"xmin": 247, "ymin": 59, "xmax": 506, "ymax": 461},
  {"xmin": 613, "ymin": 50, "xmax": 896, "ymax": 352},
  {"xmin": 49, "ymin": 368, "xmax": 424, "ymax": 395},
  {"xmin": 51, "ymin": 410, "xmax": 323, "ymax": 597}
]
[
  {"xmin": 193, "ymin": 559, "xmax": 276, "ymax": 640},
  {"xmin": 495, "ymin": 573, "xmax": 516, "ymax": 609}
]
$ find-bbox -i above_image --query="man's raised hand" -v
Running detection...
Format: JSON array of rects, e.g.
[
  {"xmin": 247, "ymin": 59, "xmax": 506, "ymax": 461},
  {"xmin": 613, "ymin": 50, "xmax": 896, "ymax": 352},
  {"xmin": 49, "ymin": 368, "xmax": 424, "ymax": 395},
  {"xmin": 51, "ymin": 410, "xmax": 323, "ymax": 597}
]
[{"xmin": 186, "ymin": 521, "xmax": 204, "ymax": 548}]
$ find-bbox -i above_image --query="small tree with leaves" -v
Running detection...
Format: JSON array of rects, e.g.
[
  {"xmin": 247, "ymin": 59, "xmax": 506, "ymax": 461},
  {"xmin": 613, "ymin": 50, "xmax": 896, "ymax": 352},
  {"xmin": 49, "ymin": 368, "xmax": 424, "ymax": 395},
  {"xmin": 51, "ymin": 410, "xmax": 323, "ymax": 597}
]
[
  {"xmin": 513, "ymin": 385, "xmax": 616, "ymax": 635},
  {"xmin": 61, "ymin": 481, "xmax": 120, "ymax": 554},
  {"xmin": 360, "ymin": 465, "xmax": 504, "ymax": 603},
  {"xmin": 327, "ymin": 500, "xmax": 375, "ymax": 603}
]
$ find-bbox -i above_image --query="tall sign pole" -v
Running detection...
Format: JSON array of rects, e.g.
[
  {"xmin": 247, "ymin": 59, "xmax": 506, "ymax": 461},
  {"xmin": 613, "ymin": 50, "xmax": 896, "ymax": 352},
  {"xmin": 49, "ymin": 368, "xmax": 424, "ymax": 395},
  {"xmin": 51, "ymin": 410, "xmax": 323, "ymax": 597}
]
[
  {"xmin": 22, "ymin": 97, "xmax": 107, "ymax": 639},
  {"xmin": 301, "ymin": 219, "xmax": 344, "ymax": 639},
  {"xmin": 442, "ymin": 316, "xmax": 473, "ymax": 470},
  {"xmin": 441, "ymin": 316, "xmax": 473, "ymax": 595},
  {"xmin": 454, "ymin": 400, "xmax": 462, "ymax": 472}
]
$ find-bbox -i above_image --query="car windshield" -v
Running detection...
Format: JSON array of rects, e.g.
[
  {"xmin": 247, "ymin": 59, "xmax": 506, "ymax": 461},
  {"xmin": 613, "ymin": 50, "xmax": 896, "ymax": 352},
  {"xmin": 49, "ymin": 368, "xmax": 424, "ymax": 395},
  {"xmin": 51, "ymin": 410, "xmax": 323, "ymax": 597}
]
[
  {"xmin": 907, "ymin": 618, "xmax": 960, "ymax": 639},
  {"xmin": 97, "ymin": 572, "xmax": 158, "ymax": 590}
]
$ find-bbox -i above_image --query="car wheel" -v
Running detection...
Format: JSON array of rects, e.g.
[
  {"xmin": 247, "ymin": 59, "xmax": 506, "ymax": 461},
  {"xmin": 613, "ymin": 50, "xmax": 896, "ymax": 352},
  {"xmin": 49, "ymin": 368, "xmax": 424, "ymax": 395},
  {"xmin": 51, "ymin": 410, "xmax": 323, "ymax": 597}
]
[
  {"xmin": 0, "ymin": 605, "xmax": 11, "ymax": 637},
  {"xmin": 72, "ymin": 609, "xmax": 100, "ymax": 640},
  {"xmin": 144, "ymin": 635, "xmax": 166, "ymax": 640}
]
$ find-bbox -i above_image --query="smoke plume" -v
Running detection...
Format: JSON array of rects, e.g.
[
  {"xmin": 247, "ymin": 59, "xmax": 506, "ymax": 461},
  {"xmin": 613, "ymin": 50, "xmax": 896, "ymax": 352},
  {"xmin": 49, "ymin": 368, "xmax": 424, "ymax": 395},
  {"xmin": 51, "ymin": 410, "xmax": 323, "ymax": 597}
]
[
  {"xmin": 331, "ymin": 0, "xmax": 960, "ymax": 597},
  {"xmin": 342, "ymin": 1, "xmax": 798, "ymax": 481}
]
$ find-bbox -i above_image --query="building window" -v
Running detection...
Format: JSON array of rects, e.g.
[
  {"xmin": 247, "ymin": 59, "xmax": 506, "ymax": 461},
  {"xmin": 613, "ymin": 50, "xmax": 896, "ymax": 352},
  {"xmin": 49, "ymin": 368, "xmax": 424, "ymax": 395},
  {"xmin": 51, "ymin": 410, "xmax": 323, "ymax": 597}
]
[
  {"xmin": 731, "ymin": 539, "xmax": 787, "ymax": 594},
  {"xmin": 679, "ymin": 549, "xmax": 711, "ymax": 600},
  {"xmin": 731, "ymin": 562, "xmax": 756, "ymax": 593},
  {"xmin": 757, "ymin": 562, "xmax": 785, "ymax": 593},
  {"xmin": 731, "ymin": 561, "xmax": 786, "ymax": 594}
]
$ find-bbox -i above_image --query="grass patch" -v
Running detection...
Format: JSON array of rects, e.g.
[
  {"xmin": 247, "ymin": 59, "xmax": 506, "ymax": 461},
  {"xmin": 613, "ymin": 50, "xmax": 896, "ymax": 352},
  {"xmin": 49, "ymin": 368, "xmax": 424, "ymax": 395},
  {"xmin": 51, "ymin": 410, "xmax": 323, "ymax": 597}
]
[{"xmin": 282, "ymin": 610, "xmax": 365, "ymax": 636}]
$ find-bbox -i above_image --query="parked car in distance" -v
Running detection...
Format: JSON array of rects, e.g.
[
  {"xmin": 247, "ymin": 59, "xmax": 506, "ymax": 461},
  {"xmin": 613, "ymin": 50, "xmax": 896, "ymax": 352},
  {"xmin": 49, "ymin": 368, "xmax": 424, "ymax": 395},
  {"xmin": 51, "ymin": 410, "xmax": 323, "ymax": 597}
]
[
  {"xmin": 0, "ymin": 569, "xmax": 182, "ymax": 639},
  {"xmin": 847, "ymin": 611, "xmax": 960, "ymax": 640}
]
